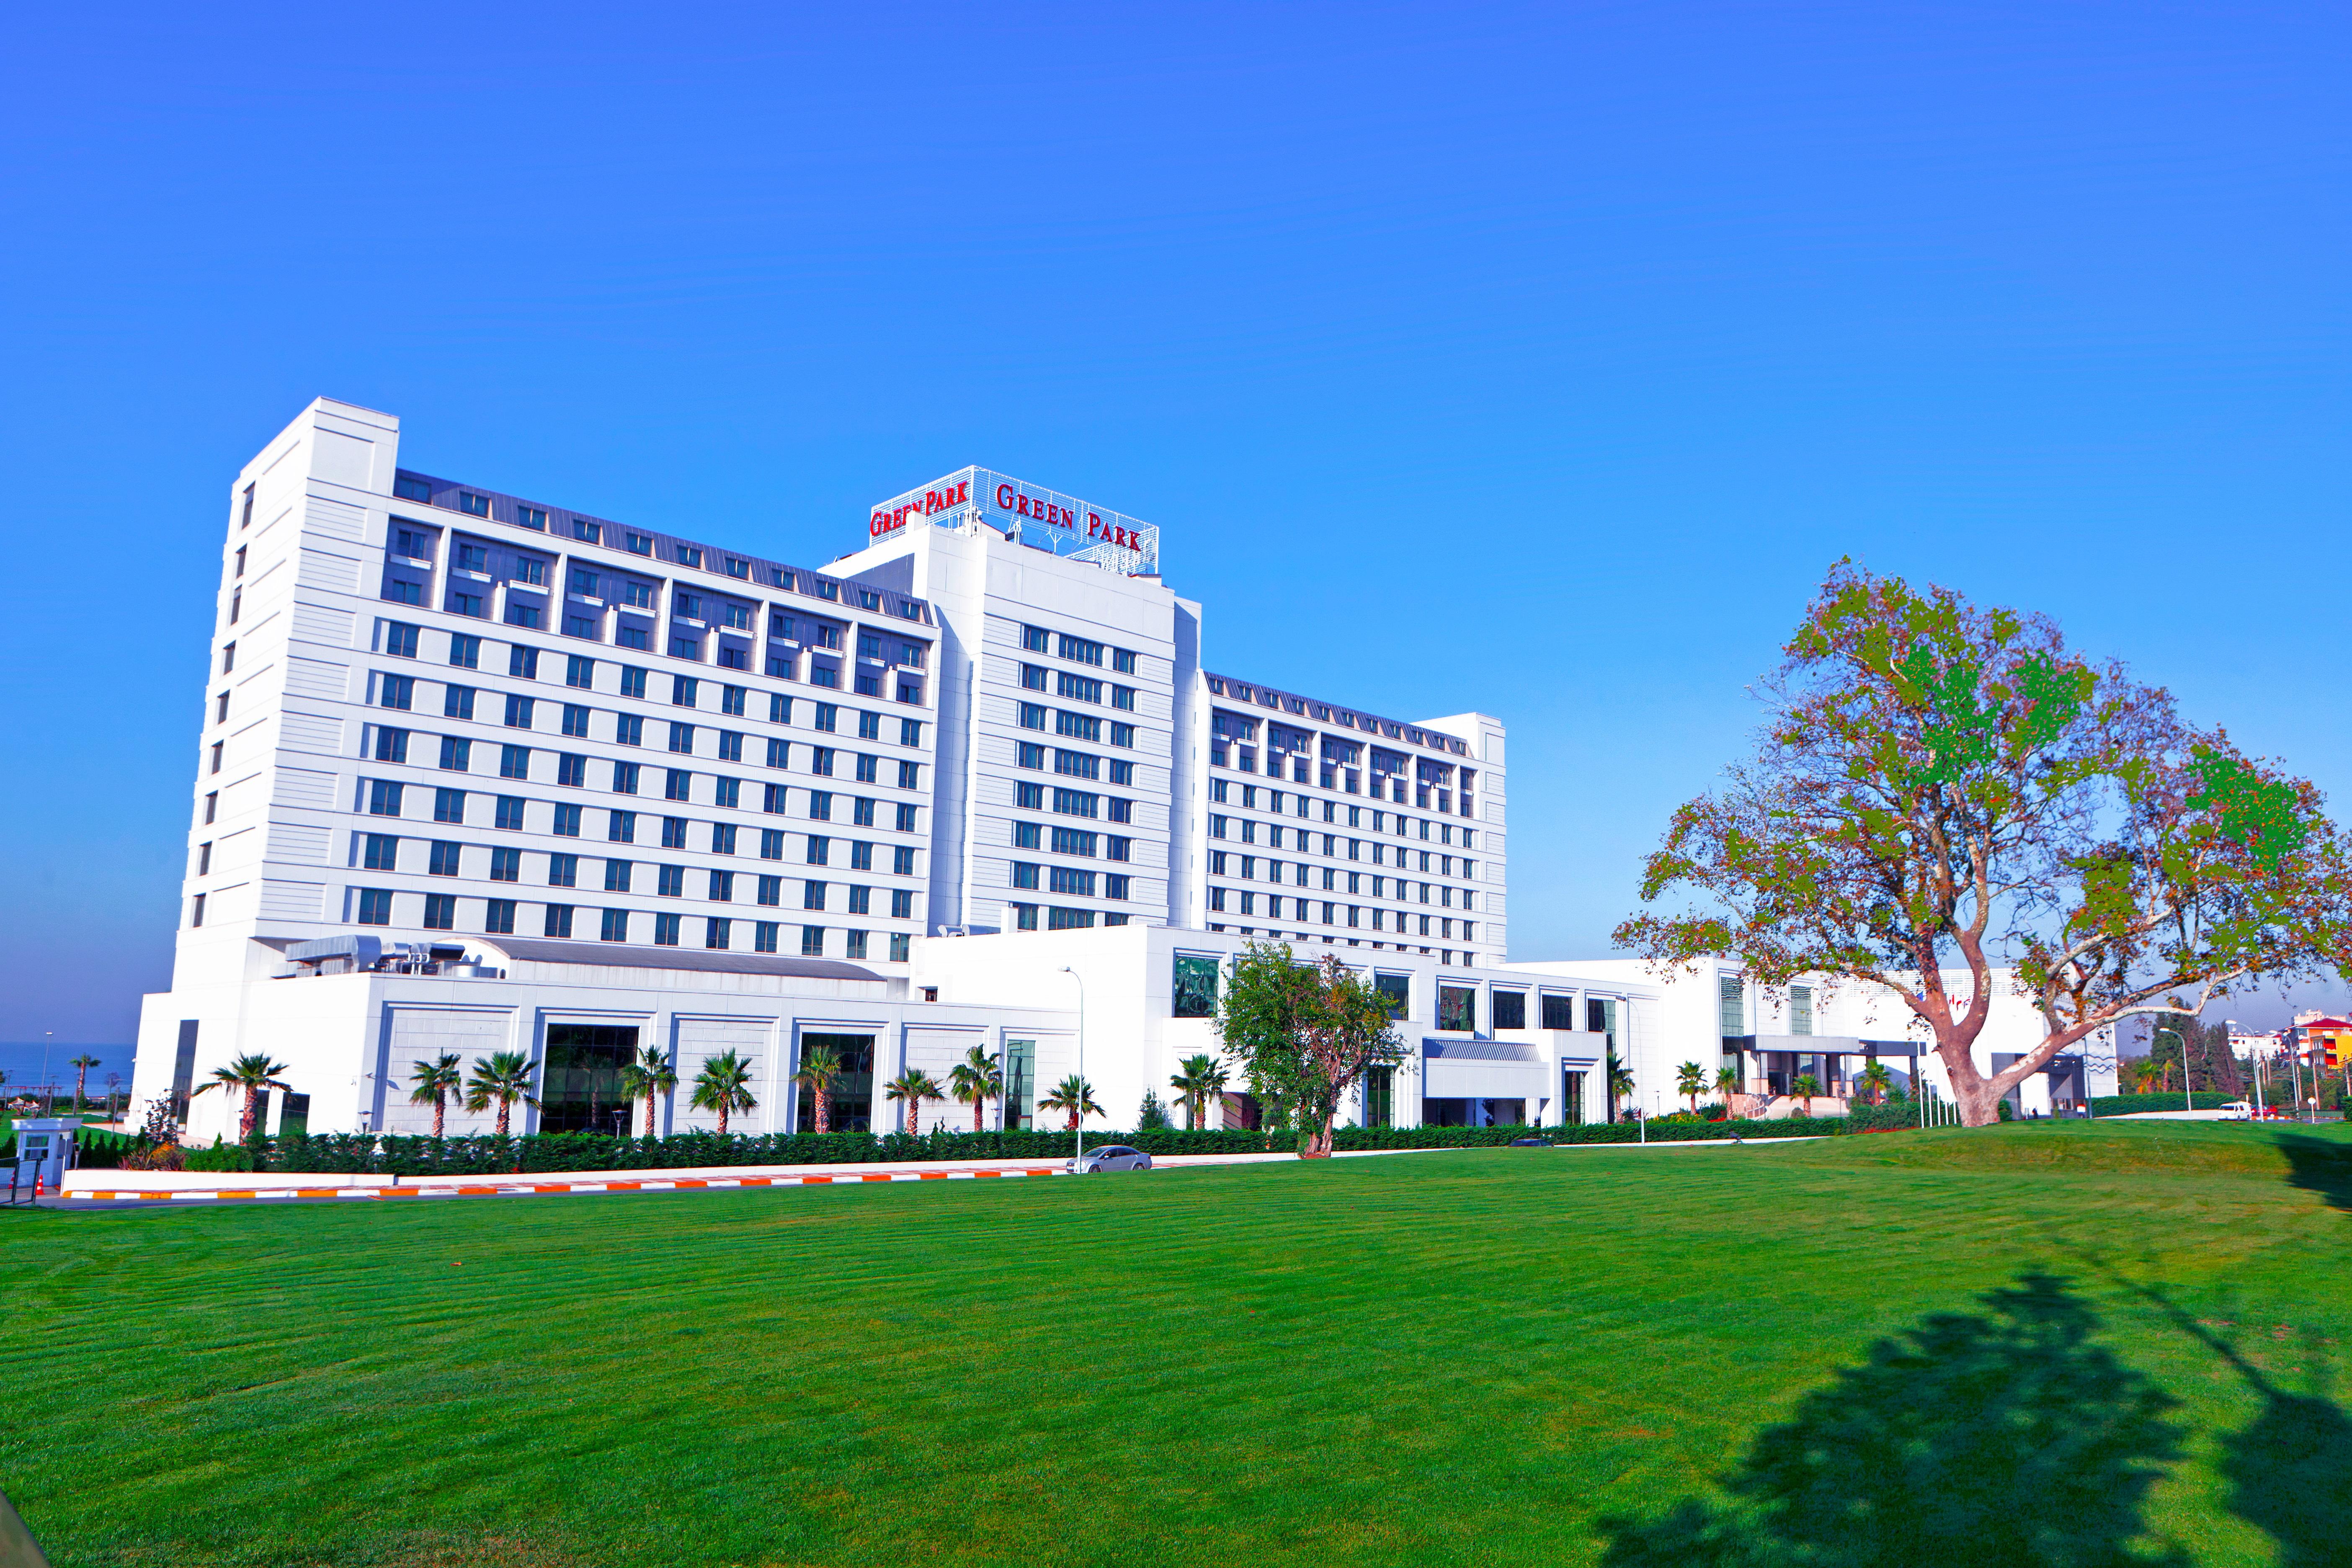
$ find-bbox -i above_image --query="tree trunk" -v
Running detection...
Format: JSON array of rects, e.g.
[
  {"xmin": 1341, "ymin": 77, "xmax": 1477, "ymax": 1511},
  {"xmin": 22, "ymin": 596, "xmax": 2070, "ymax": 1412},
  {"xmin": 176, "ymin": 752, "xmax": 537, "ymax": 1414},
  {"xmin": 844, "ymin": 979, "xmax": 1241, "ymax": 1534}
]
[
  {"xmin": 1299, "ymin": 1112, "xmax": 1335, "ymax": 1158},
  {"xmin": 240, "ymin": 1086, "xmax": 258, "ymax": 1140},
  {"xmin": 718, "ymin": 1105, "xmax": 730, "ymax": 1136},
  {"xmin": 433, "ymin": 1097, "xmax": 446, "ymax": 1139},
  {"xmin": 645, "ymin": 1091, "xmax": 658, "ymax": 1139},
  {"xmin": 497, "ymin": 1101, "xmax": 511, "ymax": 1137},
  {"xmin": 815, "ymin": 1090, "xmax": 829, "ymax": 1135},
  {"xmin": 908, "ymin": 1102, "xmax": 919, "ymax": 1137},
  {"xmin": 974, "ymin": 1100, "xmax": 985, "ymax": 1133}
]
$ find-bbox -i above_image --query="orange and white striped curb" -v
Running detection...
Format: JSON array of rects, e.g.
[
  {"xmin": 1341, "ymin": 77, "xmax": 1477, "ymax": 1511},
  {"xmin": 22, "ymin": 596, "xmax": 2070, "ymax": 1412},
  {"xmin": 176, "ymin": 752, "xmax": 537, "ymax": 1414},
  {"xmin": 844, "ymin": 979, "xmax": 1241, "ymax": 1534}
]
[{"xmin": 69, "ymin": 1166, "xmax": 1074, "ymax": 1203}]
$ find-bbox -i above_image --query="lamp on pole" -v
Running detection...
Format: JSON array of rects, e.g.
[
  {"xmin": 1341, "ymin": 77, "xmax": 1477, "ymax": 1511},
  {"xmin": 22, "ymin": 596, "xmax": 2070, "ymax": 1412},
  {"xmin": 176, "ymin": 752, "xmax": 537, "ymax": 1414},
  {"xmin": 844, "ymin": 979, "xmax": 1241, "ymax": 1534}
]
[
  {"xmin": 1062, "ymin": 965, "xmax": 1086, "ymax": 1171},
  {"xmin": 2153, "ymin": 1025, "xmax": 2190, "ymax": 1111}
]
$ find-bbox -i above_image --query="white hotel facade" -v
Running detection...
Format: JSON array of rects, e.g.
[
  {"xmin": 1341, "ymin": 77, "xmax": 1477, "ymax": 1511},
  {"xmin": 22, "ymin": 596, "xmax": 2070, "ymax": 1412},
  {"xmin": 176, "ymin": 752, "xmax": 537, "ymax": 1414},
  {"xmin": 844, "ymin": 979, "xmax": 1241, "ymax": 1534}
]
[{"xmin": 134, "ymin": 400, "xmax": 1656, "ymax": 1144}]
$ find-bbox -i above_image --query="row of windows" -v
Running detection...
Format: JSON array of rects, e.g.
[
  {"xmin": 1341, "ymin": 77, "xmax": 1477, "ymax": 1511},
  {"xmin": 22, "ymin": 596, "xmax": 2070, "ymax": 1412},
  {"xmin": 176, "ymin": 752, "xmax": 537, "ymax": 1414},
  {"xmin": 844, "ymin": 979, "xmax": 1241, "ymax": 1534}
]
[
  {"xmin": 348, "ymin": 885, "xmax": 913, "ymax": 962},
  {"xmin": 1010, "ymin": 823, "xmax": 1134, "ymax": 860},
  {"xmin": 1019, "ymin": 626, "xmax": 1141, "ymax": 675},
  {"xmin": 1205, "ymin": 890, "xmax": 1477, "ymax": 944},
  {"xmin": 367, "ymin": 724, "xmax": 924, "ymax": 792},
  {"xmin": 355, "ymin": 834, "xmax": 919, "ymax": 914},
  {"xmin": 1016, "ymin": 704, "xmax": 1139, "ymax": 748},
  {"xmin": 388, "ymin": 483, "xmax": 916, "ymax": 619},
  {"xmin": 1011, "ymin": 779, "xmax": 1135, "ymax": 823},
  {"xmin": 364, "ymin": 774, "xmax": 921, "ymax": 831},
  {"xmin": 1008, "ymin": 864, "xmax": 1134, "ymax": 899},
  {"xmin": 388, "ymin": 511, "xmax": 927, "ymax": 623},
  {"xmin": 1206, "ymin": 820, "xmax": 1477, "ymax": 876},
  {"xmin": 1006, "ymin": 904, "xmax": 1131, "ymax": 931},
  {"xmin": 1018, "ymin": 664, "xmax": 1139, "ymax": 709},
  {"xmin": 376, "ymin": 638, "xmax": 928, "ymax": 742},
  {"xmin": 375, "ymin": 613, "xmax": 923, "ymax": 698},
  {"xmin": 1013, "ymin": 743, "xmax": 1138, "ymax": 786},
  {"xmin": 356, "ymin": 784, "xmax": 924, "ymax": 859},
  {"xmin": 1214, "ymin": 741, "xmax": 1477, "ymax": 815},
  {"xmin": 1205, "ymin": 856, "xmax": 1478, "ymax": 908},
  {"xmin": 1208, "ymin": 780, "xmax": 1475, "ymax": 846}
]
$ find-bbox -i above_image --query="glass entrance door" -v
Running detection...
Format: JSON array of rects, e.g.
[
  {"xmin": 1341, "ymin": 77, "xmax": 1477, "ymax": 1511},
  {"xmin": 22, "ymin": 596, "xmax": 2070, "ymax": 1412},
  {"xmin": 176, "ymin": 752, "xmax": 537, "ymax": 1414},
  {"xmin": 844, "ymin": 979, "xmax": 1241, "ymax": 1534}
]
[
  {"xmin": 799, "ymin": 1033, "xmax": 876, "ymax": 1132},
  {"xmin": 541, "ymin": 1025, "xmax": 640, "ymax": 1134}
]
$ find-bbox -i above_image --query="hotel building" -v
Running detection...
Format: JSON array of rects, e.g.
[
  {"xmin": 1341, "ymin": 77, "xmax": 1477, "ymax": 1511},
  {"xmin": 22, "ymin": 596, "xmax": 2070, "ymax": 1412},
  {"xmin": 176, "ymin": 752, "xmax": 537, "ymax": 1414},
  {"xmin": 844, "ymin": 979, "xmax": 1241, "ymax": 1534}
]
[{"xmin": 132, "ymin": 400, "xmax": 1605, "ymax": 1144}]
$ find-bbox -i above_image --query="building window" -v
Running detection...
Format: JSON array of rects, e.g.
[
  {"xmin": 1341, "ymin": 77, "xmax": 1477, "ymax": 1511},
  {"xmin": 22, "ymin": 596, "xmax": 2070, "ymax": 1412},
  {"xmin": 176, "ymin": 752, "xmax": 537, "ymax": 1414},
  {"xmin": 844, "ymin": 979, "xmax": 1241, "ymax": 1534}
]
[
  {"xmin": 1439, "ymin": 985, "xmax": 1476, "ymax": 1032},
  {"xmin": 495, "ymin": 796, "xmax": 526, "ymax": 832},
  {"xmin": 423, "ymin": 894, "xmax": 457, "ymax": 930},
  {"xmin": 357, "ymin": 888, "xmax": 394, "ymax": 926},
  {"xmin": 544, "ymin": 903, "xmax": 575, "ymax": 938},
  {"xmin": 485, "ymin": 898, "xmax": 517, "ymax": 934},
  {"xmin": 434, "ymin": 787, "xmax": 466, "ymax": 824},
  {"xmin": 1047, "ymin": 907, "xmax": 1095, "ymax": 930},
  {"xmin": 1492, "ymin": 990, "xmax": 1527, "ymax": 1031},
  {"xmin": 755, "ymin": 921, "xmax": 780, "ymax": 953},
  {"xmin": 706, "ymin": 918, "xmax": 732, "ymax": 950},
  {"xmin": 368, "ymin": 781, "xmax": 404, "ymax": 817},
  {"xmin": 1020, "ymin": 664, "xmax": 1048, "ymax": 692},
  {"xmin": 1790, "ymin": 984, "xmax": 1813, "ymax": 1037},
  {"xmin": 1012, "ymin": 903, "xmax": 1039, "ymax": 931},
  {"xmin": 190, "ymin": 892, "xmax": 206, "ymax": 927},
  {"xmin": 364, "ymin": 833, "xmax": 399, "ymax": 871},
  {"xmin": 889, "ymin": 932, "xmax": 910, "ymax": 962},
  {"xmin": 801, "ymin": 925, "xmax": 825, "ymax": 956},
  {"xmin": 1105, "ymin": 874, "xmax": 1130, "ymax": 900},
  {"xmin": 1057, "ymin": 634, "xmax": 1103, "ymax": 665},
  {"xmin": 1021, "ymin": 625, "xmax": 1050, "ymax": 653},
  {"xmin": 1112, "ymin": 648, "xmax": 1138, "ymax": 674},
  {"xmin": 1011, "ymin": 863, "xmax": 1041, "ymax": 890},
  {"xmin": 1719, "ymin": 975, "xmax": 1745, "ymax": 1037}
]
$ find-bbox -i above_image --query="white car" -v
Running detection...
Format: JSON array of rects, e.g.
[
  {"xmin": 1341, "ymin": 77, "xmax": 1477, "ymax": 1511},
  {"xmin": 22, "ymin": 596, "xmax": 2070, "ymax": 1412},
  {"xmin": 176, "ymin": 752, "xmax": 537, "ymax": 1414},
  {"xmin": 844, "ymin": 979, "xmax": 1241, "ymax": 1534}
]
[
  {"xmin": 2217, "ymin": 1101, "xmax": 2254, "ymax": 1120},
  {"xmin": 1065, "ymin": 1145, "xmax": 1153, "ymax": 1174}
]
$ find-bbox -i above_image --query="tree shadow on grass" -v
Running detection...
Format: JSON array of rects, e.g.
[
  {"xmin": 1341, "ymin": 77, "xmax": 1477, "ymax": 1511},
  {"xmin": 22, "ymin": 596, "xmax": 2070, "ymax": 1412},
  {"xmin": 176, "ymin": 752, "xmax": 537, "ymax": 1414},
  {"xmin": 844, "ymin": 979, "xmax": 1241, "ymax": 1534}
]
[
  {"xmin": 1598, "ymin": 1271, "xmax": 2185, "ymax": 1568},
  {"xmin": 2275, "ymin": 1132, "xmax": 2352, "ymax": 1215},
  {"xmin": 2107, "ymin": 1272, "xmax": 2352, "ymax": 1568}
]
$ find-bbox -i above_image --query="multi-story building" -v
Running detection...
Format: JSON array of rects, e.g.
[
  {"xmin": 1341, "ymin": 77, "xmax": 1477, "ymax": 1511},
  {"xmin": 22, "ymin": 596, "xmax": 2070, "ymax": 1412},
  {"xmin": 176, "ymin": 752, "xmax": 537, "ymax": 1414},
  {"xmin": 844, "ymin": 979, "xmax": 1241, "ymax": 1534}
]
[{"xmin": 132, "ymin": 400, "xmax": 1540, "ymax": 1142}]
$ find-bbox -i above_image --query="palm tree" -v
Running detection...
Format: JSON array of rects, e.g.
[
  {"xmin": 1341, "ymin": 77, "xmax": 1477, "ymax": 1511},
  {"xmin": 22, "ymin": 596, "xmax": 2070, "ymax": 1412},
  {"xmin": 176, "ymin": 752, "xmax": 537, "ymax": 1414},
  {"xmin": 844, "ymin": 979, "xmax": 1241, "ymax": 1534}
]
[
  {"xmin": 69, "ymin": 1054, "xmax": 101, "ymax": 1110},
  {"xmin": 407, "ymin": 1053, "xmax": 463, "ymax": 1137},
  {"xmin": 617, "ymin": 1044, "xmax": 678, "ymax": 1139},
  {"xmin": 1606, "ymin": 1050, "xmax": 1636, "ymax": 1122},
  {"xmin": 884, "ymin": 1068, "xmax": 945, "ymax": 1135},
  {"xmin": 948, "ymin": 1047, "xmax": 1003, "ymax": 1132},
  {"xmin": 690, "ymin": 1050, "xmax": 758, "ymax": 1136},
  {"xmin": 1713, "ymin": 1064, "xmax": 1741, "ymax": 1113},
  {"xmin": 1036, "ymin": 1073, "xmax": 1102, "ymax": 1132},
  {"xmin": 1674, "ymin": 1061, "xmax": 1705, "ymax": 1114},
  {"xmin": 1856, "ymin": 1061, "xmax": 1892, "ymax": 1106},
  {"xmin": 794, "ymin": 1041, "xmax": 843, "ymax": 1133},
  {"xmin": 191, "ymin": 1053, "xmax": 291, "ymax": 1140},
  {"xmin": 1790, "ymin": 1073, "xmax": 1821, "ymax": 1114},
  {"xmin": 1169, "ymin": 1054, "xmax": 1229, "ymax": 1130},
  {"xmin": 464, "ymin": 1051, "xmax": 540, "ymax": 1137}
]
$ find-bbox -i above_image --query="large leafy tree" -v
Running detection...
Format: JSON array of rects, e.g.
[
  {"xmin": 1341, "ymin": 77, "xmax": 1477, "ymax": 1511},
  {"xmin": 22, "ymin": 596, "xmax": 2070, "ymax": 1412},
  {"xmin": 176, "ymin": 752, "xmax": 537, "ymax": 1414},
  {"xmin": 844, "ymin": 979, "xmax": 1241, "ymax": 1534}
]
[
  {"xmin": 1215, "ymin": 941, "xmax": 1406, "ymax": 1158},
  {"xmin": 1618, "ymin": 564, "xmax": 2352, "ymax": 1127}
]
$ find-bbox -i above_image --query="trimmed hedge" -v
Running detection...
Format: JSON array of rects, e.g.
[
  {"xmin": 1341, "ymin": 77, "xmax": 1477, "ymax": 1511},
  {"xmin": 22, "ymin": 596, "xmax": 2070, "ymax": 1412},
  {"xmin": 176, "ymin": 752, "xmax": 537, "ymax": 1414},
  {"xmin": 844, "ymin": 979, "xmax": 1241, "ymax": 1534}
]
[{"xmin": 253, "ymin": 1110, "xmax": 1920, "ymax": 1175}]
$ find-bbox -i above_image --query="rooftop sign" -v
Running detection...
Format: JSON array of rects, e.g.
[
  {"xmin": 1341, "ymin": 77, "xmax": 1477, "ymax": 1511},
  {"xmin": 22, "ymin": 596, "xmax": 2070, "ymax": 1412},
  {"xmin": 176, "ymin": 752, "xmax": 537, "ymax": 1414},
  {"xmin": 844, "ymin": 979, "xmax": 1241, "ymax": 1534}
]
[{"xmin": 867, "ymin": 466, "xmax": 1160, "ymax": 574}]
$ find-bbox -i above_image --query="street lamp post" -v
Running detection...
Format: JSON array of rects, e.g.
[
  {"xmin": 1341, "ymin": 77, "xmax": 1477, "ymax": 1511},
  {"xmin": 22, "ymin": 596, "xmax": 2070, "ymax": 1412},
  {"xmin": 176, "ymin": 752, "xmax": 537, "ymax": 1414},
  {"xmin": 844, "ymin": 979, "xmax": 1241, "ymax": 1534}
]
[
  {"xmin": 1062, "ymin": 966, "xmax": 1086, "ymax": 1171},
  {"xmin": 2152, "ymin": 1025, "xmax": 2189, "ymax": 1112}
]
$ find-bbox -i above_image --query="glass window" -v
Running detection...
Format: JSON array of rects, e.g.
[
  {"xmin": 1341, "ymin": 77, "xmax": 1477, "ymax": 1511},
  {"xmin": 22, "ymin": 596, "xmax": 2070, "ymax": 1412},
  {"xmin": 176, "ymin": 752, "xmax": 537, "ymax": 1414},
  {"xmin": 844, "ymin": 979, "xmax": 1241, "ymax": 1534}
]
[
  {"xmin": 1172, "ymin": 954, "xmax": 1219, "ymax": 1019},
  {"xmin": 1438, "ymin": 985, "xmax": 1475, "ymax": 1033},
  {"xmin": 1375, "ymin": 973, "xmax": 1409, "ymax": 1019},
  {"xmin": 1491, "ymin": 990, "xmax": 1527, "ymax": 1031}
]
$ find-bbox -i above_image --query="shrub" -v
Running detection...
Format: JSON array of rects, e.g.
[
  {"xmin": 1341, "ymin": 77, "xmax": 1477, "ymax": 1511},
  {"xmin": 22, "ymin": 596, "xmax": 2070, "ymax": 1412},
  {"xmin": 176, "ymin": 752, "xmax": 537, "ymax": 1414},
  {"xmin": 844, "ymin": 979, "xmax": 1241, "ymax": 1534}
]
[{"xmin": 185, "ymin": 1138, "xmax": 255, "ymax": 1173}]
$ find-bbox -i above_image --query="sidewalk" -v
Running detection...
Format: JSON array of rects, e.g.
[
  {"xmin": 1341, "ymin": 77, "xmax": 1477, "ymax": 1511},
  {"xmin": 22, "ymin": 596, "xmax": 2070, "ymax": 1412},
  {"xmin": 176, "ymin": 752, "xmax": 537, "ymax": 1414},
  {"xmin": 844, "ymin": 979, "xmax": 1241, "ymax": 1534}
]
[{"xmin": 52, "ymin": 1136, "xmax": 1820, "ymax": 1206}]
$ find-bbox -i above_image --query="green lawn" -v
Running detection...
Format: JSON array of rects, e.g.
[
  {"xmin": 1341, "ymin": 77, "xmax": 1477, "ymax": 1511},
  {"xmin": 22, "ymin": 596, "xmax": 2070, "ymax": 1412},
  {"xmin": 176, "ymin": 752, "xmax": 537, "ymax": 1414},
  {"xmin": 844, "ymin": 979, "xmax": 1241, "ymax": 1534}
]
[{"xmin": 5, "ymin": 1122, "xmax": 2348, "ymax": 1568}]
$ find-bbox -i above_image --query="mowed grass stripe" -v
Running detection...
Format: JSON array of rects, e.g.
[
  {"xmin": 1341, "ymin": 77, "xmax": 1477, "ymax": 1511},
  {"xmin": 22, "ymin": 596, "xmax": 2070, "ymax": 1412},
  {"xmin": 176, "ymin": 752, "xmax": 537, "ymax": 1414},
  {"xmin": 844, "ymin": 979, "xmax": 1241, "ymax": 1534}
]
[{"xmin": 5, "ymin": 1123, "xmax": 2348, "ymax": 1567}]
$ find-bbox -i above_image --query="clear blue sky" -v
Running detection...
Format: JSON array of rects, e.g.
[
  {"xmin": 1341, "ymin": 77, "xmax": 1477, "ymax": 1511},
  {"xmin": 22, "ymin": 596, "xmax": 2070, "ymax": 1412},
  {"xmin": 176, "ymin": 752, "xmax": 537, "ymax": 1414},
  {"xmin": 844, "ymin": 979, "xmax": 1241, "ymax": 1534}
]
[{"xmin": 2, "ymin": 2, "xmax": 2344, "ymax": 1047}]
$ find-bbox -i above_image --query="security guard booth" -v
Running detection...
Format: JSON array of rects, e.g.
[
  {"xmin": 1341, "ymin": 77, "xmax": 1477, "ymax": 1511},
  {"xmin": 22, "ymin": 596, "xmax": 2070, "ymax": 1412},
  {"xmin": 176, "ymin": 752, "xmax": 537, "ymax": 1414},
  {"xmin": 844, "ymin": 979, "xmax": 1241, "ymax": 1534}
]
[{"xmin": 9, "ymin": 1119, "xmax": 79, "ymax": 1194}]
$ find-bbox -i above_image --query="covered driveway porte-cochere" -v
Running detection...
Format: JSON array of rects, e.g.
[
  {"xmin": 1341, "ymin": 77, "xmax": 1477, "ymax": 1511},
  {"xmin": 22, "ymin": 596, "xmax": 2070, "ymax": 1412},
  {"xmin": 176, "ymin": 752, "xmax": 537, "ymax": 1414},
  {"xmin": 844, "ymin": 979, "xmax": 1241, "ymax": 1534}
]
[{"xmin": 1724, "ymin": 1034, "xmax": 1924, "ymax": 1109}]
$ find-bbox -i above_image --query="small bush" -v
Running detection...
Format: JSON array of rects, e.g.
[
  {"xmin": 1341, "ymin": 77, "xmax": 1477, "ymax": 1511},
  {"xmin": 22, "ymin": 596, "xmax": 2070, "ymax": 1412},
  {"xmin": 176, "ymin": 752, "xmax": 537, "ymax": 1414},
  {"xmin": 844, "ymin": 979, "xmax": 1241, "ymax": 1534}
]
[{"xmin": 185, "ymin": 1138, "xmax": 256, "ymax": 1173}]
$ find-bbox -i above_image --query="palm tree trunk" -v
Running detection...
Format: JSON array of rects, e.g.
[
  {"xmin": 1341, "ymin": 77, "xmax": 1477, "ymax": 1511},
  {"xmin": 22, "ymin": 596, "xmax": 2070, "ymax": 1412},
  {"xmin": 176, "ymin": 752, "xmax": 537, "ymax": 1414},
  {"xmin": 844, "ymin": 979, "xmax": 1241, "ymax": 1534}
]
[
  {"xmin": 497, "ymin": 1101, "xmax": 511, "ymax": 1137},
  {"xmin": 645, "ymin": 1091, "xmax": 658, "ymax": 1139},
  {"xmin": 815, "ymin": 1089, "xmax": 829, "ymax": 1134},
  {"xmin": 718, "ymin": 1105, "xmax": 730, "ymax": 1136},
  {"xmin": 241, "ymin": 1086, "xmax": 258, "ymax": 1140},
  {"xmin": 433, "ymin": 1096, "xmax": 446, "ymax": 1138},
  {"xmin": 973, "ymin": 1100, "xmax": 985, "ymax": 1133}
]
